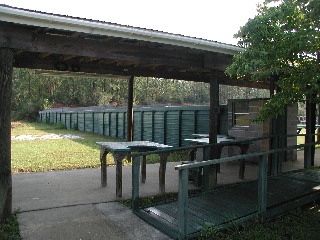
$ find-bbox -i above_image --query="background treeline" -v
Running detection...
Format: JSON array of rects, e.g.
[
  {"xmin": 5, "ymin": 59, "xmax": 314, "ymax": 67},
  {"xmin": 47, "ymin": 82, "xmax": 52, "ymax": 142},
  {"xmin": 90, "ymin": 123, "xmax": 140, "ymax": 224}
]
[{"xmin": 12, "ymin": 68, "xmax": 270, "ymax": 121}]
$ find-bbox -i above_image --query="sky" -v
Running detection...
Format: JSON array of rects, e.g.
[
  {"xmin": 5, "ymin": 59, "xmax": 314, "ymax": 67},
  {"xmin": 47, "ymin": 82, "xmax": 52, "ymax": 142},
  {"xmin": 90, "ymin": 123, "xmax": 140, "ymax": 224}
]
[{"xmin": 0, "ymin": 0, "xmax": 264, "ymax": 45}]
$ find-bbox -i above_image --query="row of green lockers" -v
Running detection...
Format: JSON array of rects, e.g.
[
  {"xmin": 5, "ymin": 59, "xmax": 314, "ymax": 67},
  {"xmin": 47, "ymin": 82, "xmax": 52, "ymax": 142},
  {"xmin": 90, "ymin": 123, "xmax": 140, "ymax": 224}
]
[{"xmin": 39, "ymin": 105, "xmax": 228, "ymax": 147}]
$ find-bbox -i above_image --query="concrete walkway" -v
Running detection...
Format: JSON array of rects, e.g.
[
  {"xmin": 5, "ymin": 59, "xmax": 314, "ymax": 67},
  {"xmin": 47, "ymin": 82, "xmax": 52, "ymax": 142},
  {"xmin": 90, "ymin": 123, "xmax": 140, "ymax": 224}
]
[{"xmin": 13, "ymin": 150, "xmax": 320, "ymax": 240}]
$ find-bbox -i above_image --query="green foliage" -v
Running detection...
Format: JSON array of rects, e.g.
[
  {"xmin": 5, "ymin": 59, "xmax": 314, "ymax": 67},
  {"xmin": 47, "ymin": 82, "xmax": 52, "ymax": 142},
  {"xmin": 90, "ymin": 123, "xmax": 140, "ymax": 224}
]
[
  {"xmin": 11, "ymin": 99, "xmax": 51, "ymax": 121},
  {"xmin": 0, "ymin": 213, "xmax": 21, "ymax": 240},
  {"xmin": 12, "ymin": 69, "xmax": 270, "ymax": 121},
  {"xmin": 226, "ymin": 0, "xmax": 320, "ymax": 121}
]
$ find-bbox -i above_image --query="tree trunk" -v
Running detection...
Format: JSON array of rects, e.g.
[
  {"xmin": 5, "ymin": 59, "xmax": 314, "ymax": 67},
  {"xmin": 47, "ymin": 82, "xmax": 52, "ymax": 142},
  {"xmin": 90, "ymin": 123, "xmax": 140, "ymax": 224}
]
[{"xmin": 0, "ymin": 48, "xmax": 14, "ymax": 223}]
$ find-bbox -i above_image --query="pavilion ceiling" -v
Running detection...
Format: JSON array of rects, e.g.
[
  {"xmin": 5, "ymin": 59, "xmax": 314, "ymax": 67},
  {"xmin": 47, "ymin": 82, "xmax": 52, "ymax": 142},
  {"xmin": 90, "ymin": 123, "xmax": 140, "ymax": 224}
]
[{"xmin": 0, "ymin": 19, "xmax": 269, "ymax": 89}]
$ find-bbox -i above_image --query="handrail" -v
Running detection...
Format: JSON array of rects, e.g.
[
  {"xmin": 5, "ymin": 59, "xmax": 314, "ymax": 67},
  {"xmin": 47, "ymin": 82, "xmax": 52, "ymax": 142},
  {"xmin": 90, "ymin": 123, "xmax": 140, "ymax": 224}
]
[
  {"xmin": 175, "ymin": 141, "xmax": 317, "ymax": 240},
  {"xmin": 174, "ymin": 142, "xmax": 316, "ymax": 171}
]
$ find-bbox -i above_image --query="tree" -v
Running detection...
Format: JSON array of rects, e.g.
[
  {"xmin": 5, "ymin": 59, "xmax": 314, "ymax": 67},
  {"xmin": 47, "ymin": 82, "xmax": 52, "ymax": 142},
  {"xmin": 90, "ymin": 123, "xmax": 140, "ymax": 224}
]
[{"xmin": 225, "ymin": 0, "xmax": 320, "ymax": 120}]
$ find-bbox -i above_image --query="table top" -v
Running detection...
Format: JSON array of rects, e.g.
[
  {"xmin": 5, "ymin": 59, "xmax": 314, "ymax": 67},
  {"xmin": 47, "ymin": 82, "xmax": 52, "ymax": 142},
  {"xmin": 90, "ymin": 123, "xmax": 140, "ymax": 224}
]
[
  {"xmin": 192, "ymin": 134, "xmax": 227, "ymax": 138},
  {"xmin": 297, "ymin": 125, "xmax": 320, "ymax": 129},
  {"xmin": 185, "ymin": 136, "xmax": 250, "ymax": 145},
  {"xmin": 96, "ymin": 141, "xmax": 173, "ymax": 152},
  {"xmin": 185, "ymin": 137, "xmax": 234, "ymax": 144}
]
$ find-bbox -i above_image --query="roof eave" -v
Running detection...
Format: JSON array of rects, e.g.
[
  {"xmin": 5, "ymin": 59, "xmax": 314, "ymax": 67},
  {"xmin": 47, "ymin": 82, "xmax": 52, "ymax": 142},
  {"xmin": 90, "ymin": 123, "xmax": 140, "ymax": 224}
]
[{"xmin": 0, "ymin": 5, "xmax": 243, "ymax": 55}]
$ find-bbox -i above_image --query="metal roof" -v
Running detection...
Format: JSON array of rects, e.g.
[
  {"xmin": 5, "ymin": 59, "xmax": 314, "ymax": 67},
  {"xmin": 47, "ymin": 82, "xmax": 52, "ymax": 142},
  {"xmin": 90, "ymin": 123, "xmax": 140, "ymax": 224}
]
[{"xmin": 0, "ymin": 4, "xmax": 242, "ymax": 55}]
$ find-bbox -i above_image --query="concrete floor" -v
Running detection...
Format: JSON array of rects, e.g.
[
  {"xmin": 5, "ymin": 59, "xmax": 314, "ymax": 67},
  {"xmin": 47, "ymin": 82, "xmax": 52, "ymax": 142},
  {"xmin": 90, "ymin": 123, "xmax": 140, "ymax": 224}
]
[{"xmin": 13, "ymin": 149, "xmax": 320, "ymax": 240}]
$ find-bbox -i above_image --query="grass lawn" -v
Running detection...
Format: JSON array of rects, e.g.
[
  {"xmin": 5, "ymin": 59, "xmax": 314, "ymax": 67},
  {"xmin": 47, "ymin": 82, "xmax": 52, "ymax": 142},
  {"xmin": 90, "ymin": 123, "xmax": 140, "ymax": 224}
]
[
  {"xmin": 11, "ymin": 121, "xmax": 186, "ymax": 173},
  {"xmin": 11, "ymin": 121, "xmax": 120, "ymax": 173}
]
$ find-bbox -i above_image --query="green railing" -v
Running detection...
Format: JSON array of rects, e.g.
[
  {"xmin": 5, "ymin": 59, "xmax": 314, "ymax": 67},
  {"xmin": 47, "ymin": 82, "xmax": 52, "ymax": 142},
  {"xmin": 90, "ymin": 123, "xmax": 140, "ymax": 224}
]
[{"xmin": 130, "ymin": 135, "xmax": 317, "ymax": 240}]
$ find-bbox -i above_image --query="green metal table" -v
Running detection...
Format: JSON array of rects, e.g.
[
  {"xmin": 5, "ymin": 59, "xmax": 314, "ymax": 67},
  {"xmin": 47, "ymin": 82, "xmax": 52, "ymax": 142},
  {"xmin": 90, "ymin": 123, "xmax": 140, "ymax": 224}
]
[
  {"xmin": 96, "ymin": 141, "xmax": 172, "ymax": 198},
  {"xmin": 184, "ymin": 137, "xmax": 251, "ymax": 179}
]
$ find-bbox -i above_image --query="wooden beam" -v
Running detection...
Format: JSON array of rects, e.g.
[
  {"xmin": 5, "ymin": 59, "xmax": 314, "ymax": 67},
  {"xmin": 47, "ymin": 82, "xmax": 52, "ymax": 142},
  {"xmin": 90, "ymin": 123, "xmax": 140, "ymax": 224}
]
[
  {"xmin": 0, "ymin": 24, "xmax": 209, "ymax": 70},
  {"xmin": 0, "ymin": 47, "xmax": 14, "ymax": 223}
]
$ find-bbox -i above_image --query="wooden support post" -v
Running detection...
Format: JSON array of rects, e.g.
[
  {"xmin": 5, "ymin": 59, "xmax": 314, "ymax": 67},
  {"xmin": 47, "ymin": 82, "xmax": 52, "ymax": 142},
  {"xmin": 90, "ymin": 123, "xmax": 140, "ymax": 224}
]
[
  {"xmin": 310, "ymin": 100, "xmax": 316, "ymax": 165},
  {"xmin": 304, "ymin": 97, "xmax": 313, "ymax": 168},
  {"xmin": 178, "ymin": 169, "xmax": 189, "ymax": 240},
  {"xmin": 132, "ymin": 155, "xmax": 140, "ymax": 211},
  {"xmin": 208, "ymin": 73, "xmax": 219, "ymax": 188},
  {"xmin": 127, "ymin": 75, "xmax": 134, "ymax": 142},
  {"xmin": 0, "ymin": 48, "xmax": 14, "ymax": 222},
  {"xmin": 268, "ymin": 82, "xmax": 276, "ymax": 176},
  {"xmin": 258, "ymin": 154, "xmax": 268, "ymax": 216}
]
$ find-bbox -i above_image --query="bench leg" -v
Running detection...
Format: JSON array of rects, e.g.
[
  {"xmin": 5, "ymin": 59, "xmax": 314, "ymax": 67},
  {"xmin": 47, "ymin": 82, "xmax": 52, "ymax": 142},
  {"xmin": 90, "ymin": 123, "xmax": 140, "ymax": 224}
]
[
  {"xmin": 100, "ymin": 148, "xmax": 108, "ymax": 187},
  {"xmin": 159, "ymin": 153, "xmax": 170, "ymax": 193}
]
